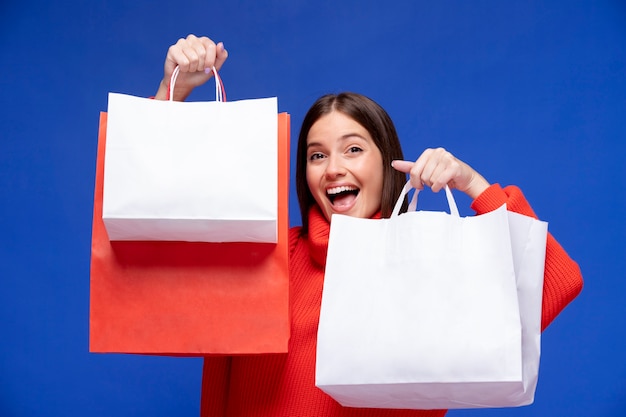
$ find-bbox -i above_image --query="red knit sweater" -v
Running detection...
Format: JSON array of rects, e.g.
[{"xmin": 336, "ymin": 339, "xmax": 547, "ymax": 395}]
[{"xmin": 200, "ymin": 184, "xmax": 583, "ymax": 417}]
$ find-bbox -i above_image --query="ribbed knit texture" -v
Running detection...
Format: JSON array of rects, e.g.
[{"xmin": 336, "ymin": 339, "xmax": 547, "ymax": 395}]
[{"xmin": 201, "ymin": 184, "xmax": 583, "ymax": 416}]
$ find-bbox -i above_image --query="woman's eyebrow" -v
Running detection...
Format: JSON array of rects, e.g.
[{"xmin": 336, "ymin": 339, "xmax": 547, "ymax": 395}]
[
  {"xmin": 307, "ymin": 134, "xmax": 368, "ymax": 149},
  {"xmin": 306, "ymin": 141, "xmax": 323, "ymax": 149}
]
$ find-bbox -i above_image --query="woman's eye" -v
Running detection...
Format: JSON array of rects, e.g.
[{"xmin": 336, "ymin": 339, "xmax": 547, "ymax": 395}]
[
  {"xmin": 348, "ymin": 146, "xmax": 363, "ymax": 153},
  {"xmin": 309, "ymin": 152, "xmax": 325, "ymax": 161}
]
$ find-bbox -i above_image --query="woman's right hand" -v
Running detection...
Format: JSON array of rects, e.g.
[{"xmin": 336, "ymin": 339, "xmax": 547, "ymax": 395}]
[
  {"xmin": 154, "ymin": 34, "xmax": 228, "ymax": 101},
  {"xmin": 392, "ymin": 148, "xmax": 490, "ymax": 200}
]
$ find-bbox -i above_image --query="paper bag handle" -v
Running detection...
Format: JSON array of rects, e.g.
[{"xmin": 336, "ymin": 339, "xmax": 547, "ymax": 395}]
[
  {"xmin": 169, "ymin": 66, "xmax": 226, "ymax": 102},
  {"xmin": 391, "ymin": 181, "xmax": 460, "ymax": 218}
]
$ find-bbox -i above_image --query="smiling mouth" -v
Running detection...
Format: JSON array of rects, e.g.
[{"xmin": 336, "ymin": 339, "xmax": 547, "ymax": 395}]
[{"xmin": 326, "ymin": 186, "xmax": 360, "ymax": 206}]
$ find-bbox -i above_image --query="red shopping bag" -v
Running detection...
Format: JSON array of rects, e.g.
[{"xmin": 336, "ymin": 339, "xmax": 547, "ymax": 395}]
[{"xmin": 89, "ymin": 112, "xmax": 290, "ymax": 355}]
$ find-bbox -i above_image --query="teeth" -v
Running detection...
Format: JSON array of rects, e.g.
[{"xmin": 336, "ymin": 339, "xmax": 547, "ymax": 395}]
[{"xmin": 327, "ymin": 186, "xmax": 357, "ymax": 195}]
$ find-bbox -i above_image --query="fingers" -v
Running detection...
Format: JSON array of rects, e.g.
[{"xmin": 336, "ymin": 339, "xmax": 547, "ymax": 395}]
[
  {"xmin": 390, "ymin": 160, "xmax": 414, "ymax": 173},
  {"xmin": 391, "ymin": 158, "xmax": 427, "ymax": 191},
  {"xmin": 418, "ymin": 148, "xmax": 462, "ymax": 192},
  {"xmin": 214, "ymin": 41, "xmax": 229, "ymax": 71},
  {"xmin": 392, "ymin": 148, "xmax": 462, "ymax": 192},
  {"xmin": 165, "ymin": 35, "xmax": 228, "ymax": 78},
  {"xmin": 169, "ymin": 35, "xmax": 212, "ymax": 71},
  {"xmin": 160, "ymin": 34, "xmax": 229, "ymax": 101},
  {"xmin": 196, "ymin": 37, "xmax": 228, "ymax": 72},
  {"xmin": 399, "ymin": 148, "xmax": 490, "ymax": 198},
  {"xmin": 178, "ymin": 35, "xmax": 212, "ymax": 72}
]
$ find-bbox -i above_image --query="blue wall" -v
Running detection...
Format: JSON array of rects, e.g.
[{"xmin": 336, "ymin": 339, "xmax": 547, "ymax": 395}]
[{"xmin": 1, "ymin": 0, "xmax": 624, "ymax": 415}]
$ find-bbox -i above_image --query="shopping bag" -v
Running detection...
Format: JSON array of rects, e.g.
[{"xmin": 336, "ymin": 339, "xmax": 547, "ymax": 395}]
[
  {"xmin": 316, "ymin": 182, "xmax": 547, "ymax": 409},
  {"xmin": 89, "ymin": 111, "xmax": 290, "ymax": 355},
  {"xmin": 103, "ymin": 67, "xmax": 278, "ymax": 243}
]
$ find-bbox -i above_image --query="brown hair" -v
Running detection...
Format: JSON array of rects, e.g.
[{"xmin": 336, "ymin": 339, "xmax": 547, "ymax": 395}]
[{"xmin": 296, "ymin": 92, "xmax": 407, "ymax": 234}]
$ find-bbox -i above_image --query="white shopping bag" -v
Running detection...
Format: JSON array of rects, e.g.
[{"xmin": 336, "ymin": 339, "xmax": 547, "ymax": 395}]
[
  {"xmin": 102, "ymin": 67, "xmax": 278, "ymax": 243},
  {"xmin": 316, "ymin": 182, "xmax": 547, "ymax": 409}
]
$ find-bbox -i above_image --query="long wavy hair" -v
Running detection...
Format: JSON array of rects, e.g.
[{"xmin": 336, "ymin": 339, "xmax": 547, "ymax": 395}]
[{"xmin": 296, "ymin": 92, "xmax": 407, "ymax": 234}]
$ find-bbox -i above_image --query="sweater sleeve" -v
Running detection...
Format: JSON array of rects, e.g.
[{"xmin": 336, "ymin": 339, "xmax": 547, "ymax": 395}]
[
  {"xmin": 200, "ymin": 356, "xmax": 231, "ymax": 417},
  {"xmin": 470, "ymin": 184, "xmax": 583, "ymax": 331}
]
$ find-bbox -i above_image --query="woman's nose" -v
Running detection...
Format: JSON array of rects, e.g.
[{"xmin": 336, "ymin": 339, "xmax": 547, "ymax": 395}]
[
  {"xmin": 324, "ymin": 155, "xmax": 346, "ymax": 178},
  {"xmin": 325, "ymin": 155, "xmax": 346, "ymax": 178}
]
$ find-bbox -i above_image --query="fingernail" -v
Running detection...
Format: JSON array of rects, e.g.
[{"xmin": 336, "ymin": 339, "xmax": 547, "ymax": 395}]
[{"xmin": 218, "ymin": 42, "xmax": 225, "ymax": 51}]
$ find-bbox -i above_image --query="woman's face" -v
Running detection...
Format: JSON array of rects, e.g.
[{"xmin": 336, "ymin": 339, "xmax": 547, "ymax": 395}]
[{"xmin": 306, "ymin": 110, "xmax": 384, "ymax": 222}]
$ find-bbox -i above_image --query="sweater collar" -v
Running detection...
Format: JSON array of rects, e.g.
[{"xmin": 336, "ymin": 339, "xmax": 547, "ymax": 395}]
[{"xmin": 306, "ymin": 205, "xmax": 381, "ymax": 269}]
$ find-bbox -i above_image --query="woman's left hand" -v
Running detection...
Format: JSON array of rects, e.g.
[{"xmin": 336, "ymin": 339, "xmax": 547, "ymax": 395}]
[{"xmin": 392, "ymin": 148, "xmax": 490, "ymax": 200}]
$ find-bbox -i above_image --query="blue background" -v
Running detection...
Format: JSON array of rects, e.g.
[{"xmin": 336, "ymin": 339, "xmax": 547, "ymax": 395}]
[{"xmin": 1, "ymin": 0, "xmax": 624, "ymax": 415}]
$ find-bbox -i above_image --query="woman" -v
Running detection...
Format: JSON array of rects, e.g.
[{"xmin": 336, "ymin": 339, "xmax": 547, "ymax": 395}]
[{"xmin": 156, "ymin": 35, "xmax": 583, "ymax": 417}]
